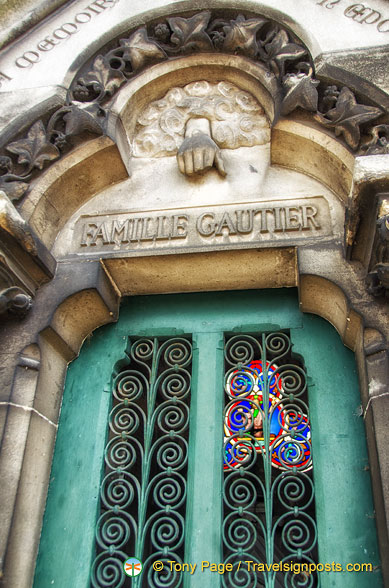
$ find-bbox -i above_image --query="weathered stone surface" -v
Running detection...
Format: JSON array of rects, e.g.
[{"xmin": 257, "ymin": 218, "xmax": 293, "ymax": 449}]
[
  {"xmin": 0, "ymin": 0, "xmax": 68, "ymax": 50},
  {"xmin": 0, "ymin": 2, "xmax": 389, "ymax": 587},
  {"xmin": 315, "ymin": 44, "xmax": 389, "ymax": 102},
  {"xmin": 1, "ymin": 0, "xmax": 389, "ymax": 98}
]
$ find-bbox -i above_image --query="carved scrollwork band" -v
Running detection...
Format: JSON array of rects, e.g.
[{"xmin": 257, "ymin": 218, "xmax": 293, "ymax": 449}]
[{"xmin": 0, "ymin": 10, "xmax": 386, "ymax": 201}]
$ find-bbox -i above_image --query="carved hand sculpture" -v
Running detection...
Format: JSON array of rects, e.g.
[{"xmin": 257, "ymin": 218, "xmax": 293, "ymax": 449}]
[{"xmin": 177, "ymin": 118, "xmax": 226, "ymax": 177}]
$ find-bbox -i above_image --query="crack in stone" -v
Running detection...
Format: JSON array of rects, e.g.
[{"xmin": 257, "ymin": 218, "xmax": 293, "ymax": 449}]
[
  {"xmin": 363, "ymin": 392, "xmax": 389, "ymax": 420},
  {"xmin": 0, "ymin": 401, "xmax": 57, "ymax": 428}
]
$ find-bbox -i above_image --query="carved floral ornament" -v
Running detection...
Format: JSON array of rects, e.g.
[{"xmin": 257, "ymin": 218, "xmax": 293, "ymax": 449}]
[{"xmin": 0, "ymin": 10, "xmax": 388, "ymax": 198}]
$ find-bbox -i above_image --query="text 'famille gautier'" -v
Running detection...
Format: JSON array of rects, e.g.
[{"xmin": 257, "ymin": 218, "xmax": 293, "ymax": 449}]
[{"xmin": 80, "ymin": 204, "xmax": 322, "ymax": 248}]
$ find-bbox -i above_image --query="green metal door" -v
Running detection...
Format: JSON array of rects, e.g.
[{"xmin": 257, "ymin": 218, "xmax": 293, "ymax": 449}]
[{"xmin": 34, "ymin": 289, "xmax": 382, "ymax": 587}]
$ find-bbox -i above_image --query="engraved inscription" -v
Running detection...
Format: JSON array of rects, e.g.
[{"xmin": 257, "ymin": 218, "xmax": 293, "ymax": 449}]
[
  {"xmin": 73, "ymin": 197, "xmax": 331, "ymax": 257},
  {"xmin": 0, "ymin": 71, "xmax": 12, "ymax": 88},
  {"xmin": 81, "ymin": 214, "xmax": 189, "ymax": 246},
  {"xmin": 313, "ymin": 0, "xmax": 389, "ymax": 32},
  {"xmin": 13, "ymin": 0, "xmax": 121, "ymax": 70}
]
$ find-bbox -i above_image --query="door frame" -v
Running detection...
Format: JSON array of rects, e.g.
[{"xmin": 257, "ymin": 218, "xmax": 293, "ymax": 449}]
[{"xmin": 33, "ymin": 289, "xmax": 382, "ymax": 587}]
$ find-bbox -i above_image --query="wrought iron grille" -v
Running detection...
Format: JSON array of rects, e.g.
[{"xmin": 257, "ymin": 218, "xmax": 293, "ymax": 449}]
[
  {"xmin": 222, "ymin": 332, "xmax": 319, "ymax": 588},
  {"xmin": 90, "ymin": 336, "xmax": 192, "ymax": 588}
]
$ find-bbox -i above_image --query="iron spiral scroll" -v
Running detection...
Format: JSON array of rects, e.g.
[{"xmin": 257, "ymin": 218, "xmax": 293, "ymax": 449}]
[
  {"xmin": 90, "ymin": 336, "xmax": 192, "ymax": 588},
  {"xmin": 222, "ymin": 332, "xmax": 319, "ymax": 588}
]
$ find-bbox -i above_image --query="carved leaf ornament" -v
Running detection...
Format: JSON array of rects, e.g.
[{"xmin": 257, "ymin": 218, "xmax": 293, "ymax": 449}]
[
  {"xmin": 77, "ymin": 55, "xmax": 126, "ymax": 101},
  {"xmin": 281, "ymin": 64, "xmax": 319, "ymax": 116},
  {"xmin": 221, "ymin": 14, "xmax": 266, "ymax": 57},
  {"xmin": 0, "ymin": 121, "xmax": 60, "ymax": 201},
  {"xmin": 259, "ymin": 28, "xmax": 307, "ymax": 77},
  {"xmin": 7, "ymin": 121, "xmax": 59, "ymax": 172},
  {"xmin": 62, "ymin": 103, "xmax": 105, "ymax": 137},
  {"xmin": 0, "ymin": 10, "xmax": 385, "ymax": 202},
  {"xmin": 363, "ymin": 124, "xmax": 389, "ymax": 155},
  {"xmin": 314, "ymin": 87, "xmax": 382, "ymax": 151},
  {"xmin": 168, "ymin": 12, "xmax": 214, "ymax": 52},
  {"xmin": 119, "ymin": 28, "xmax": 166, "ymax": 71}
]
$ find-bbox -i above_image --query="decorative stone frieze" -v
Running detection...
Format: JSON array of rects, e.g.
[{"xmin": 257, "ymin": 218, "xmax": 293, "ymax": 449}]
[{"xmin": 0, "ymin": 10, "xmax": 386, "ymax": 202}]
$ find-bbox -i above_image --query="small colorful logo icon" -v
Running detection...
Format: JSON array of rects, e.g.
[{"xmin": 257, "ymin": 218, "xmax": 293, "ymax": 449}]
[{"xmin": 123, "ymin": 557, "xmax": 143, "ymax": 577}]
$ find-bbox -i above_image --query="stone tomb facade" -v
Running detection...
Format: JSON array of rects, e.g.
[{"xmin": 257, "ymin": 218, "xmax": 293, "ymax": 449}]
[{"xmin": 0, "ymin": 1, "xmax": 388, "ymax": 587}]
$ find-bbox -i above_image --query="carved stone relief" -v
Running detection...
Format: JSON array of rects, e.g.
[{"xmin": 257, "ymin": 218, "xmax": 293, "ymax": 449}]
[
  {"xmin": 0, "ymin": 10, "xmax": 386, "ymax": 202},
  {"xmin": 0, "ymin": 190, "xmax": 55, "ymax": 318},
  {"xmin": 362, "ymin": 124, "xmax": 389, "ymax": 155},
  {"xmin": 367, "ymin": 198, "xmax": 389, "ymax": 298},
  {"xmin": 314, "ymin": 86, "xmax": 382, "ymax": 151},
  {"xmin": 132, "ymin": 80, "xmax": 270, "ymax": 177},
  {"xmin": 0, "ymin": 286, "xmax": 32, "ymax": 318}
]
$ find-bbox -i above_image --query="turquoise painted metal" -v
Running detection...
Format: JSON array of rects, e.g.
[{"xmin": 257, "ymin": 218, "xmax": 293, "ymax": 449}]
[
  {"xmin": 184, "ymin": 332, "xmax": 224, "ymax": 588},
  {"xmin": 292, "ymin": 317, "xmax": 382, "ymax": 588},
  {"xmin": 90, "ymin": 336, "xmax": 192, "ymax": 587},
  {"xmin": 222, "ymin": 332, "xmax": 318, "ymax": 587},
  {"xmin": 33, "ymin": 289, "xmax": 382, "ymax": 588}
]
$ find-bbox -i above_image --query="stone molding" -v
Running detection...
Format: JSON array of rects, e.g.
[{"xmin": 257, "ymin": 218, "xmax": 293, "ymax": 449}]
[
  {"xmin": 0, "ymin": 3, "xmax": 388, "ymax": 588},
  {"xmin": 1, "ymin": 250, "xmax": 388, "ymax": 586},
  {"xmin": 0, "ymin": 9, "xmax": 387, "ymax": 204},
  {"xmin": 0, "ymin": 190, "xmax": 55, "ymax": 321}
]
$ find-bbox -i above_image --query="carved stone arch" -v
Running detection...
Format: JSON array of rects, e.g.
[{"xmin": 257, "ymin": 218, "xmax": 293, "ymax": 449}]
[
  {"xmin": 36, "ymin": 1, "xmax": 389, "ymax": 111},
  {"xmin": 1, "ymin": 2, "xmax": 389, "ymax": 587},
  {"xmin": 20, "ymin": 136, "xmax": 127, "ymax": 248},
  {"xmin": 19, "ymin": 52, "xmax": 357, "ymax": 251},
  {"xmin": 1, "ymin": 6, "xmax": 387, "ymax": 209}
]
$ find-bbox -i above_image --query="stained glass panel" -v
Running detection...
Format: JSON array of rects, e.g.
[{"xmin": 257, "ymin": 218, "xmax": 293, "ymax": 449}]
[{"xmin": 222, "ymin": 332, "xmax": 319, "ymax": 587}]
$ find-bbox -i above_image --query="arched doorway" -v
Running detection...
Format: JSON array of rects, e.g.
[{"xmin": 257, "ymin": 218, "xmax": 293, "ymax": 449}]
[{"xmin": 34, "ymin": 289, "xmax": 382, "ymax": 587}]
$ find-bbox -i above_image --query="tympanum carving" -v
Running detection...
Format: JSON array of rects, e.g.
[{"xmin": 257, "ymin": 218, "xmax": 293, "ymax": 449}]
[
  {"xmin": 133, "ymin": 80, "xmax": 270, "ymax": 177},
  {"xmin": 0, "ymin": 10, "xmax": 385, "ymax": 200},
  {"xmin": 177, "ymin": 118, "xmax": 227, "ymax": 177}
]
